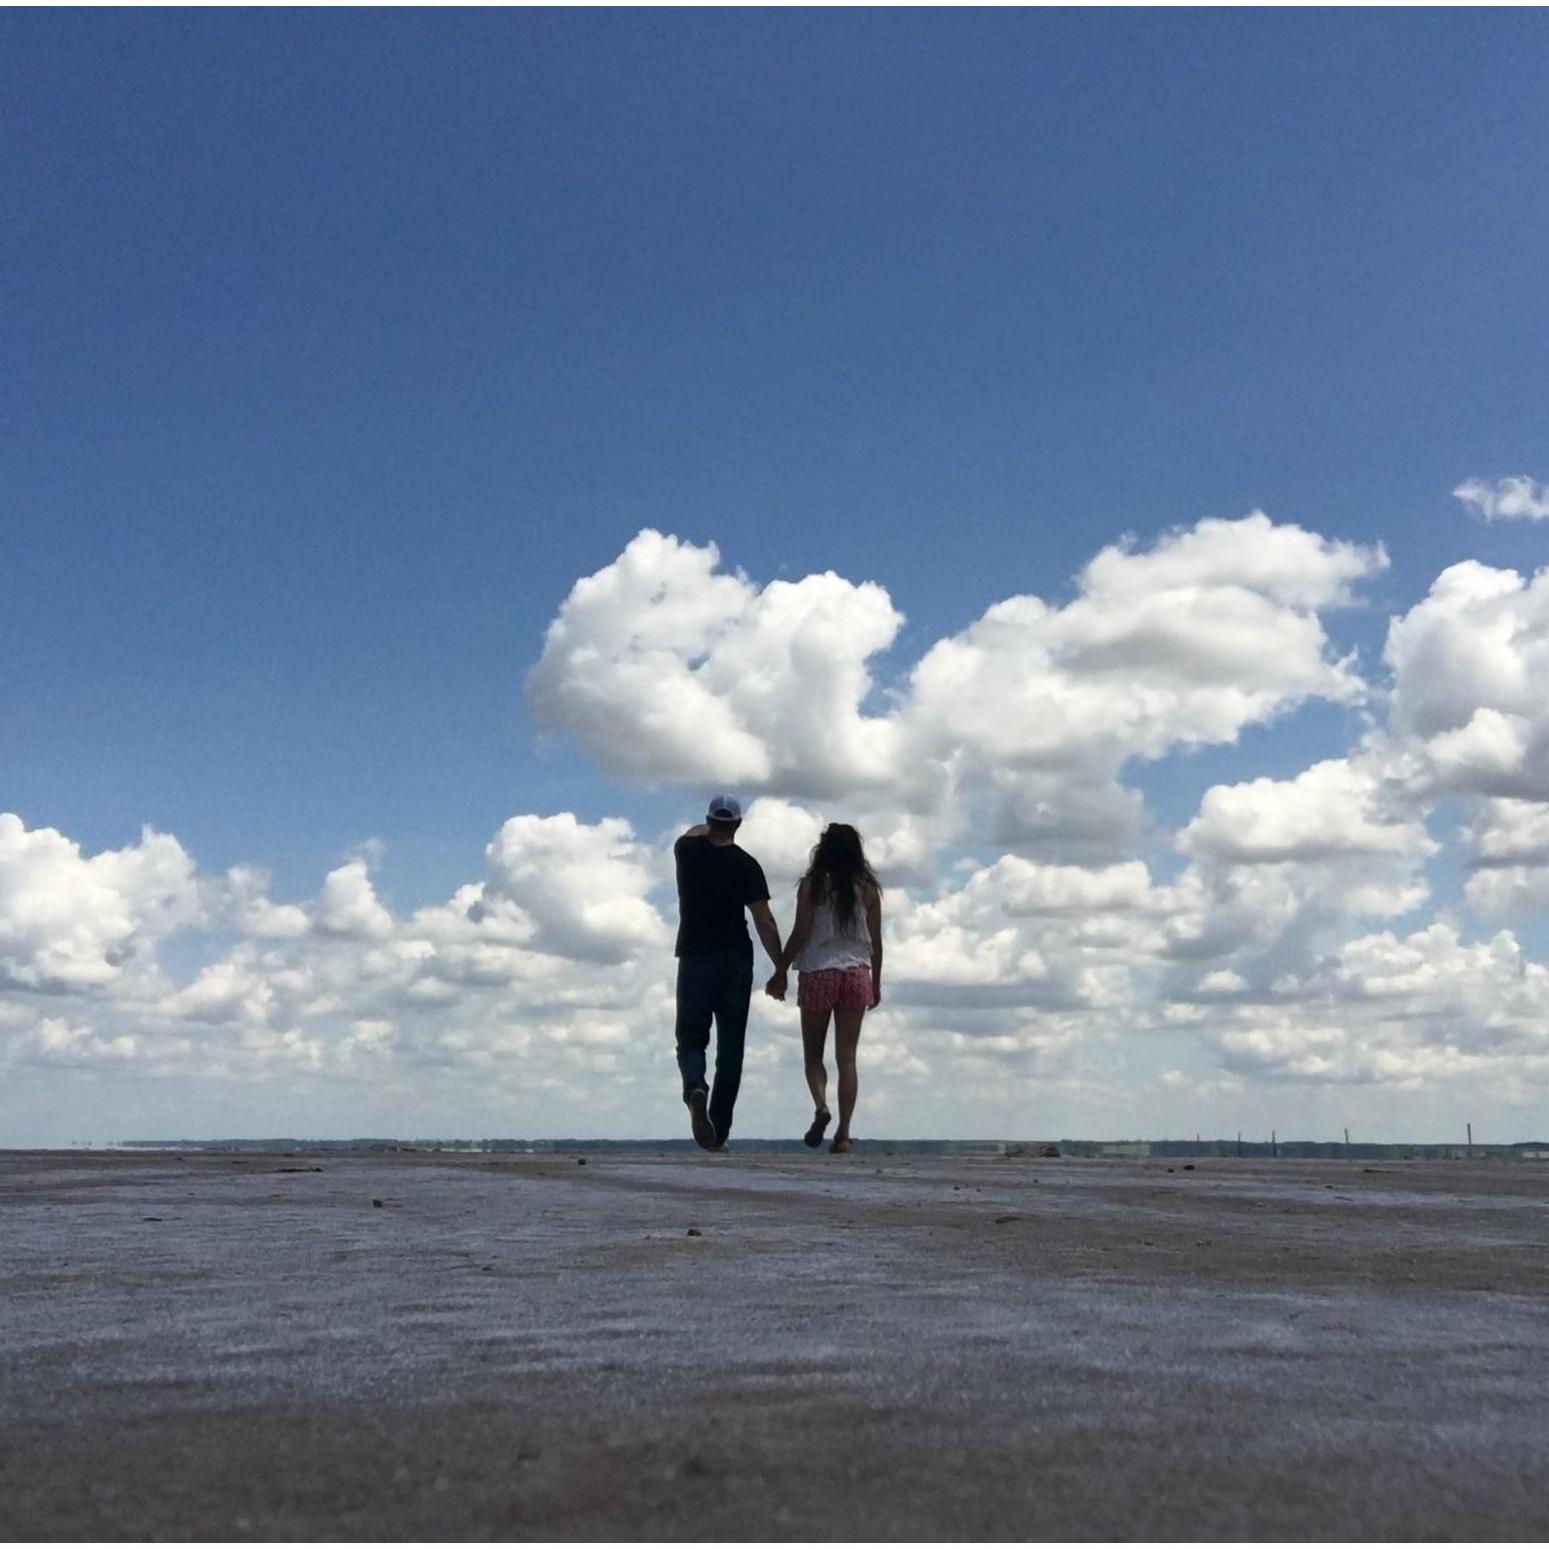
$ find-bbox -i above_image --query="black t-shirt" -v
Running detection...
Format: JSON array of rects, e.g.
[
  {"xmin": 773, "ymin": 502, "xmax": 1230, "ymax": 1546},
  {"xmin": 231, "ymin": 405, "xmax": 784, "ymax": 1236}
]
[{"xmin": 674, "ymin": 834, "xmax": 770, "ymax": 957}]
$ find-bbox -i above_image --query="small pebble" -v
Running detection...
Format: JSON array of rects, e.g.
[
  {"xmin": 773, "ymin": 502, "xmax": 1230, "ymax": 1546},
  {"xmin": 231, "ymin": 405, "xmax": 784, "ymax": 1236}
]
[
  {"xmin": 686, "ymin": 1227, "xmax": 703, "ymax": 1237},
  {"xmin": 372, "ymin": 1198, "xmax": 384, "ymax": 1208}
]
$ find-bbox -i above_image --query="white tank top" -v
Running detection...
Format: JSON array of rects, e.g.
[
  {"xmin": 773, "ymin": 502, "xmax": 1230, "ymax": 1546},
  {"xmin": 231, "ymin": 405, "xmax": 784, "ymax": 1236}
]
[{"xmin": 797, "ymin": 881, "xmax": 873, "ymax": 972}]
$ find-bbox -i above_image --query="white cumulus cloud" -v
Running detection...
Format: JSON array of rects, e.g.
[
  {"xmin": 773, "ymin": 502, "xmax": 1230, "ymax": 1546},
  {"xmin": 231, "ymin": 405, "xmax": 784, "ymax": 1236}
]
[
  {"xmin": 0, "ymin": 814, "xmax": 203, "ymax": 992},
  {"xmin": 480, "ymin": 813, "xmax": 668, "ymax": 964},
  {"xmin": 529, "ymin": 517, "xmax": 1387, "ymax": 871},
  {"xmin": 905, "ymin": 514, "xmax": 1382, "ymax": 775},
  {"xmin": 1453, "ymin": 476, "xmax": 1549, "ymax": 521},
  {"xmin": 527, "ymin": 530, "xmax": 906, "ymax": 798},
  {"xmin": 1179, "ymin": 759, "xmax": 1433, "ymax": 865},
  {"xmin": 313, "ymin": 861, "xmax": 395, "ymax": 941},
  {"xmin": 14, "ymin": 513, "xmax": 1549, "ymax": 1133},
  {"xmin": 1385, "ymin": 560, "xmax": 1549, "ymax": 764}
]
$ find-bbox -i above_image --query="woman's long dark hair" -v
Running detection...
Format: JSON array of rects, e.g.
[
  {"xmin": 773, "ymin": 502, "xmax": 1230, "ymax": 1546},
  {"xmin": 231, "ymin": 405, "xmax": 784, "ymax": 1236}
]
[{"xmin": 804, "ymin": 823, "xmax": 879, "ymax": 934}]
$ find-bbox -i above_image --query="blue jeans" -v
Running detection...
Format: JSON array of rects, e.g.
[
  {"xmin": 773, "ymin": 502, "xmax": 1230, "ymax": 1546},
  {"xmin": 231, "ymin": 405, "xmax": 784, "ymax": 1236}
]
[{"xmin": 675, "ymin": 946, "xmax": 753, "ymax": 1142}]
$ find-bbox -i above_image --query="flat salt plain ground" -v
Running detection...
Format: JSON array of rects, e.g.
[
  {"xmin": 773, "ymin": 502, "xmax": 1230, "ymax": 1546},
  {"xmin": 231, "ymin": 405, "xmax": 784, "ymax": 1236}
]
[{"xmin": 2, "ymin": 1149, "xmax": 1546, "ymax": 1541}]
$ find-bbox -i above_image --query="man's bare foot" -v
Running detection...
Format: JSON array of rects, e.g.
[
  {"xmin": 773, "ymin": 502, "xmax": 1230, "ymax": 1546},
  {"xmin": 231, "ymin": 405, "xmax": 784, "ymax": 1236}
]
[{"xmin": 830, "ymin": 1134, "xmax": 852, "ymax": 1154}]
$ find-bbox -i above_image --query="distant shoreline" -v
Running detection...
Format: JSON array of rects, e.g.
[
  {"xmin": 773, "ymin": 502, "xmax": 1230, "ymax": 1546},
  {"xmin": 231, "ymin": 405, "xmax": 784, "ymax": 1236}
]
[{"xmin": 86, "ymin": 1134, "xmax": 1549, "ymax": 1161}]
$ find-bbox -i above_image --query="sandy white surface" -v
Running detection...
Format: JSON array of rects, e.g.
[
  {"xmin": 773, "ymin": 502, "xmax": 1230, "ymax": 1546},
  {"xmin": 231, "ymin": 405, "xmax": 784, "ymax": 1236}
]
[{"xmin": 2, "ymin": 1147, "xmax": 1546, "ymax": 1540}]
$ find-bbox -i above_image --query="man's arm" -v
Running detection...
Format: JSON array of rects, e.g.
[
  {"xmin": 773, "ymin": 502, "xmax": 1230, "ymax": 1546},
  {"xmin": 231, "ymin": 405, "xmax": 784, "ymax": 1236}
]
[{"xmin": 748, "ymin": 900, "xmax": 783, "ymax": 969}]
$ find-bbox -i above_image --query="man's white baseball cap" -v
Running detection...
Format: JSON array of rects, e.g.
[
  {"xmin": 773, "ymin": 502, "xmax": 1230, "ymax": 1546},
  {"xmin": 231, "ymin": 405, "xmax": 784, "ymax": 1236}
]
[{"xmin": 706, "ymin": 794, "xmax": 743, "ymax": 822}]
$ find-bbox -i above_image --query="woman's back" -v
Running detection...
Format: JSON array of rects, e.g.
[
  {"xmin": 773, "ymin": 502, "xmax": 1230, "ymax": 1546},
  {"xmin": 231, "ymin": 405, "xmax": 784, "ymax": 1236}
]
[{"xmin": 796, "ymin": 879, "xmax": 873, "ymax": 972}]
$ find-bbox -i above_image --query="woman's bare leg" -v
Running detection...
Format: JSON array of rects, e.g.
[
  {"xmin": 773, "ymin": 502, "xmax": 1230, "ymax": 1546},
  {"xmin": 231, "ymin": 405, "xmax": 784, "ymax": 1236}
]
[
  {"xmin": 830, "ymin": 1007, "xmax": 864, "ymax": 1151},
  {"xmin": 800, "ymin": 1004, "xmax": 832, "ymax": 1117}
]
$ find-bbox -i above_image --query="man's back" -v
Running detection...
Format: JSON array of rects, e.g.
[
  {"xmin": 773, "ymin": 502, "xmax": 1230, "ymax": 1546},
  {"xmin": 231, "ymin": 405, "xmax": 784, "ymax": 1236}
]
[{"xmin": 674, "ymin": 834, "xmax": 769, "ymax": 956}]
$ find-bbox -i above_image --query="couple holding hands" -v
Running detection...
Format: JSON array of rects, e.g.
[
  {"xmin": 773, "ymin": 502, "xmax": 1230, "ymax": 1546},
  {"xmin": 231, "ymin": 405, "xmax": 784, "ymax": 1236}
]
[{"xmin": 672, "ymin": 795, "xmax": 883, "ymax": 1155}]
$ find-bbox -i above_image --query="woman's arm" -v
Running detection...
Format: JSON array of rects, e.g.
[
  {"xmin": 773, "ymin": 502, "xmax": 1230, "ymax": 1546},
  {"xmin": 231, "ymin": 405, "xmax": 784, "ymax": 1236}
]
[
  {"xmin": 778, "ymin": 878, "xmax": 815, "ymax": 971},
  {"xmin": 766, "ymin": 879, "xmax": 814, "ymax": 999},
  {"xmin": 867, "ymin": 885, "xmax": 883, "ymax": 1007}
]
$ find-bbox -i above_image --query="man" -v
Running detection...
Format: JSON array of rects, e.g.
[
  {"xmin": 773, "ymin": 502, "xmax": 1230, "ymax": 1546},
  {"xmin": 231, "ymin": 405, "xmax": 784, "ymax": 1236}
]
[{"xmin": 673, "ymin": 794, "xmax": 783, "ymax": 1152}]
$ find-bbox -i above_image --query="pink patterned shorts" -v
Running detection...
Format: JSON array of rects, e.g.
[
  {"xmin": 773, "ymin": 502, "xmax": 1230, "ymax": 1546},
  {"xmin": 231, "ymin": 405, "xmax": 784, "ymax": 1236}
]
[{"xmin": 797, "ymin": 965, "xmax": 873, "ymax": 1012}]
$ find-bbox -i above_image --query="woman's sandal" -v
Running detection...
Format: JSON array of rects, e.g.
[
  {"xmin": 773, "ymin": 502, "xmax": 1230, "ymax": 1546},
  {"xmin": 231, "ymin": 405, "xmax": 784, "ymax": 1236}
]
[{"xmin": 804, "ymin": 1109, "xmax": 832, "ymax": 1148}]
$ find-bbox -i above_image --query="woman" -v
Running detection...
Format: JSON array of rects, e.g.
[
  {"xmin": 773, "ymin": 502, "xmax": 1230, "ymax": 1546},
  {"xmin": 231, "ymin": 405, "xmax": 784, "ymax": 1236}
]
[{"xmin": 767, "ymin": 824, "xmax": 882, "ymax": 1154}]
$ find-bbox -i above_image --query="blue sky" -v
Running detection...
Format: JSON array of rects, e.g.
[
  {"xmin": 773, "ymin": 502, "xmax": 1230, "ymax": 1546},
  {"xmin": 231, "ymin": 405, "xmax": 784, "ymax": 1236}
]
[{"xmin": 4, "ymin": 11, "xmax": 1548, "ymax": 1144}]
